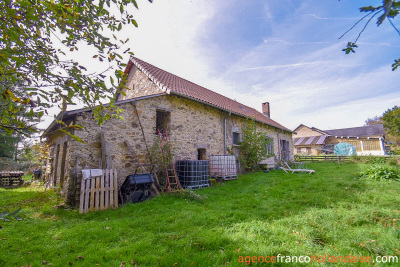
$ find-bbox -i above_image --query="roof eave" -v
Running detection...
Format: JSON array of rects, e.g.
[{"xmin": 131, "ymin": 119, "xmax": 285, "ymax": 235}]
[{"xmin": 42, "ymin": 93, "xmax": 167, "ymax": 137}]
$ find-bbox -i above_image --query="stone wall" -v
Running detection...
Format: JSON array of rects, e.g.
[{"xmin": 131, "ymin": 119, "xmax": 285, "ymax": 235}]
[
  {"xmin": 46, "ymin": 132, "xmax": 72, "ymax": 200},
  {"xmin": 119, "ymin": 65, "xmax": 164, "ymax": 100},
  {"xmin": 47, "ymin": 93, "xmax": 293, "ymax": 204},
  {"xmin": 293, "ymin": 125, "xmax": 322, "ymax": 137},
  {"xmin": 46, "ymin": 64, "xmax": 293, "ymax": 204}
]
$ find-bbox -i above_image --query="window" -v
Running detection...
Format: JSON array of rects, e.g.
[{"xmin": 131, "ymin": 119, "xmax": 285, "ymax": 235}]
[
  {"xmin": 233, "ymin": 132, "xmax": 241, "ymax": 145},
  {"xmin": 197, "ymin": 148, "xmax": 206, "ymax": 160},
  {"xmin": 306, "ymin": 147, "xmax": 311, "ymax": 155},
  {"xmin": 296, "ymin": 147, "xmax": 302, "ymax": 154},
  {"xmin": 265, "ymin": 137, "xmax": 274, "ymax": 155},
  {"xmin": 155, "ymin": 110, "xmax": 170, "ymax": 136}
]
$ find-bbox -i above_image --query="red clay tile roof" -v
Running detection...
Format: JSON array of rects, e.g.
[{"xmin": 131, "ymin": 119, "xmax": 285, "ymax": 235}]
[{"xmin": 129, "ymin": 57, "xmax": 292, "ymax": 132}]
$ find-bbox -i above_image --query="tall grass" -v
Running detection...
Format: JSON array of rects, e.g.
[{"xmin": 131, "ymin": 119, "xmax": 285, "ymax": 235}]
[{"xmin": 1, "ymin": 163, "xmax": 399, "ymax": 266}]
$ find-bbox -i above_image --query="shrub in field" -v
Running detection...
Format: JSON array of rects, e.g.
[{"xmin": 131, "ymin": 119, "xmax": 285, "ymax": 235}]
[
  {"xmin": 358, "ymin": 165, "xmax": 400, "ymax": 181},
  {"xmin": 388, "ymin": 158, "xmax": 398, "ymax": 166},
  {"xmin": 365, "ymin": 156, "xmax": 387, "ymax": 165},
  {"xmin": 239, "ymin": 119, "xmax": 272, "ymax": 171}
]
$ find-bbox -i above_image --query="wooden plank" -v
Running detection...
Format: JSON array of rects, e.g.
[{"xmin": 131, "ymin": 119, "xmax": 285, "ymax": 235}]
[
  {"xmin": 84, "ymin": 179, "xmax": 90, "ymax": 213},
  {"xmin": 109, "ymin": 169, "xmax": 113, "ymax": 209},
  {"xmin": 72, "ymin": 157, "xmax": 79, "ymax": 208},
  {"xmin": 113, "ymin": 169, "xmax": 118, "ymax": 208},
  {"xmin": 100, "ymin": 174, "xmax": 105, "ymax": 210},
  {"xmin": 79, "ymin": 173, "xmax": 86, "ymax": 213},
  {"xmin": 100, "ymin": 132, "xmax": 113, "ymax": 169},
  {"xmin": 104, "ymin": 169, "xmax": 109, "ymax": 209},
  {"xmin": 95, "ymin": 176, "xmax": 100, "ymax": 211},
  {"xmin": 106, "ymin": 143, "xmax": 113, "ymax": 169},
  {"xmin": 90, "ymin": 177, "xmax": 95, "ymax": 212},
  {"xmin": 100, "ymin": 132, "xmax": 106, "ymax": 169}
]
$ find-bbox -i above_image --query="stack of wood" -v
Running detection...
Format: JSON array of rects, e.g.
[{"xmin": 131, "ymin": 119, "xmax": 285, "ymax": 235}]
[{"xmin": 0, "ymin": 171, "xmax": 24, "ymax": 188}]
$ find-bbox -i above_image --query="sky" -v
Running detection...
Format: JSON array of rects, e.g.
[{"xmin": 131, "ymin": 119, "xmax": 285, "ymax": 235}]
[{"xmin": 39, "ymin": 0, "xmax": 400, "ymax": 132}]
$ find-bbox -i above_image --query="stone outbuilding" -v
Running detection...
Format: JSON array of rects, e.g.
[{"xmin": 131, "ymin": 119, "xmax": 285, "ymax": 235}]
[
  {"xmin": 43, "ymin": 57, "xmax": 293, "ymax": 205},
  {"xmin": 293, "ymin": 124, "xmax": 385, "ymax": 155}
]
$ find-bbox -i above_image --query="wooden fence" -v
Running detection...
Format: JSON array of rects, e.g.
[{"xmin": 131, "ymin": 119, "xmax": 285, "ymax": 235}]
[
  {"xmin": 79, "ymin": 169, "xmax": 118, "ymax": 214},
  {"xmin": 294, "ymin": 155, "xmax": 398, "ymax": 163},
  {"xmin": 294, "ymin": 155, "xmax": 351, "ymax": 162}
]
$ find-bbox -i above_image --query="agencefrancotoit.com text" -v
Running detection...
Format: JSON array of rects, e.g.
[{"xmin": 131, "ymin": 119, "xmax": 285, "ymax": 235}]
[{"xmin": 238, "ymin": 254, "xmax": 398, "ymax": 264}]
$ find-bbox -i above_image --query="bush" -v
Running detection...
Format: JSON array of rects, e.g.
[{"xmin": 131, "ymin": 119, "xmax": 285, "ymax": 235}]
[
  {"xmin": 358, "ymin": 165, "xmax": 400, "ymax": 181},
  {"xmin": 365, "ymin": 156, "xmax": 387, "ymax": 165},
  {"xmin": 239, "ymin": 119, "xmax": 271, "ymax": 171},
  {"xmin": 0, "ymin": 157, "xmax": 34, "ymax": 172},
  {"xmin": 388, "ymin": 158, "xmax": 398, "ymax": 166}
]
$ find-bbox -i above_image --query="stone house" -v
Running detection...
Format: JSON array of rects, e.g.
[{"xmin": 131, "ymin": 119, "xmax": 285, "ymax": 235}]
[
  {"xmin": 293, "ymin": 124, "xmax": 385, "ymax": 156},
  {"xmin": 43, "ymin": 57, "xmax": 293, "ymax": 205}
]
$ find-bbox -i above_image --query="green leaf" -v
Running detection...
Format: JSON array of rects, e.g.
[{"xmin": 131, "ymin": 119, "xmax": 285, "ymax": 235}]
[{"xmin": 342, "ymin": 42, "xmax": 358, "ymax": 54}]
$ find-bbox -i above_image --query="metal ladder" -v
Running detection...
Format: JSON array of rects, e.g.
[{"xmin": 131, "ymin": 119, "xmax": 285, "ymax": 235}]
[{"xmin": 157, "ymin": 130, "xmax": 182, "ymax": 191}]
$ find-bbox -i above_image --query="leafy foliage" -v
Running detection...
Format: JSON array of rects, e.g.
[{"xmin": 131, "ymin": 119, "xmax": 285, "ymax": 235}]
[
  {"xmin": 0, "ymin": 78, "xmax": 41, "ymax": 135},
  {"xmin": 365, "ymin": 112, "xmax": 400, "ymax": 148},
  {"xmin": 342, "ymin": 42, "xmax": 358, "ymax": 54},
  {"xmin": 340, "ymin": 0, "xmax": 400, "ymax": 70},
  {"xmin": 0, "ymin": 0, "xmax": 144, "ymax": 134},
  {"xmin": 358, "ymin": 165, "xmax": 400, "ymax": 181},
  {"xmin": 382, "ymin": 106, "xmax": 400, "ymax": 137},
  {"xmin": 239, "ymin": 119, "xmax": 271, "ymax": 171},
  {"xmin": 150, "ymin": 135, "xmax": 175, "ymax": 171},
  {"xmin": 365, "ymin": 155, "xmax": 387, "ymax": 165}
]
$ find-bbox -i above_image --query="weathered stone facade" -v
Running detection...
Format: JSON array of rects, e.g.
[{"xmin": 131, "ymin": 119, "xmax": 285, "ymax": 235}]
[{"xmin": 45, "ymin": 65, "xmax": 293, "ymax": 205}]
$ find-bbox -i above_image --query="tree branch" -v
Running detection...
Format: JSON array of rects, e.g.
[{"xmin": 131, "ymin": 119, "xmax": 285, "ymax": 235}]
[{"xmin": 339, "ymin": 10, "xmax": 382, "ymax": 40}]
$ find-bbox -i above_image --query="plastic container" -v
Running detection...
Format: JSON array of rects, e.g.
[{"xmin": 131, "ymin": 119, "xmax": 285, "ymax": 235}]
[
  {"xmin": 175, "ymin": 160, "xmax": 210, "ymax": 190},
  {"xmin": 209, "ymin": 155, "xmax": 237, "ymax": 179}
]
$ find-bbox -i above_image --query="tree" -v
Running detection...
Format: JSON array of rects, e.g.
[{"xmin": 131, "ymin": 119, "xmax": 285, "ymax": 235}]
[
  {"xmin": 0, "ymin": 0, "xmax": 145, "ymax": 135},
  {"xmin": 1, "ymin": 78, "xmax": 40, "ymax": 162},
  {"xmin": 365, "ymin": 116, "xmax": 383, "ymax": 126},
  {"xmin": 365, "ymin": 107, "xmax": 400, "ymax": 148},
  {"xmin": 382, "ymin": 106, "xmax": 400, "ymax": 137},
  {"xmin": 239, "ymin": 119, "xmax": 272, "ymax": 171},
  {"xmin": 340, "ymin": 0, "xmax": 400, "ymax": 70},
  {"xmin": 1, "ymin": 77, "xmax": 40, "ymax": 135}
]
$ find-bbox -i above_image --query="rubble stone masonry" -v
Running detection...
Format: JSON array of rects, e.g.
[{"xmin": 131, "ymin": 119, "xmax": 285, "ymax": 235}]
[{"xmin": 47, "ymin": 66, "xmax": 293, "ymax": 204}]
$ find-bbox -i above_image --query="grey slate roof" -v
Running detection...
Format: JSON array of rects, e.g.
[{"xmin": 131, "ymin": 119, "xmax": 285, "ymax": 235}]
[{"xmin": 323, "ymin": 124, "xmax": 384, "ymax": 138}]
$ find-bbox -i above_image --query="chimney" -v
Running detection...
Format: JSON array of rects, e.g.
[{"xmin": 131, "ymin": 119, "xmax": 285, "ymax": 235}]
[{"xmin": 262, "ymin": 102, "xmax": 270, "ymax": 118}]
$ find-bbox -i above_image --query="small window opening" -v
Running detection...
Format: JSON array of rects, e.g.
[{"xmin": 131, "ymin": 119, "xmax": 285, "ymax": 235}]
[
  {"xmin": 265, "ymin": 137, "xmax": 274, "ymax": 155},
  {"xmin": 155, "ymin": 110, "xmax": 170, "ymax": 136},
  {"xmin": 198, "ymin": 148, "xmax": 206, "ymax": 160},
  {"xmin": 233, "ymin": 132, "xmax": 241, "ymax": 145}
]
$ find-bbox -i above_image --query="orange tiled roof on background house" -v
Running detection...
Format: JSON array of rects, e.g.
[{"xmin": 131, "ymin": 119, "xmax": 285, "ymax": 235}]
[{"xmin": 121, "ymin": 57, "xmax": 292, "ymax": 132}]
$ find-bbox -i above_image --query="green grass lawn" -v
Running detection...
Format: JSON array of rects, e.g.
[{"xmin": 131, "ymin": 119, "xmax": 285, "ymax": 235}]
[{"xmin": 1, "ymin": 163, "xmax": 399, "ymax": 266}]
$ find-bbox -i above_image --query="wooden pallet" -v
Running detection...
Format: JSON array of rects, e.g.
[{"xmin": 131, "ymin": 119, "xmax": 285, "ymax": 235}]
[{"xmin": 79, "ymin": 169, "xmax": 118, "ymax": 214}]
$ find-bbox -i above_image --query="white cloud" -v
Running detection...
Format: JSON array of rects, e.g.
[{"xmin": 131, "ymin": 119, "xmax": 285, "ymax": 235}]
[{"xmin": 39, "ymin": 0, "xmax": 400, "ymax": 134}]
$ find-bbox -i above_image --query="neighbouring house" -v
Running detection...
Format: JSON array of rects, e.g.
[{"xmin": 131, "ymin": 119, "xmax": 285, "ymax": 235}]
[
  {"xmin": 43, "ymin": 57, "xmax": 293, "ymax": 205},
  {"xmin": 293, "ymin": 124, "xmax": 385, "ymax": 156}
]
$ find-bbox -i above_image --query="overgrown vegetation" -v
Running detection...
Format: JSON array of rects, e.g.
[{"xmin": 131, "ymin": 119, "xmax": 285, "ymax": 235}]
[
  {"xmin": 150, "ymin": 134, "xmax": 176, "ymax": 187},
  {"xmin": 358, "ymin": 165, "xmax": 400, "ymax": 181},
  {"xmin": 1, "ymin": 162, "xmax": 399, "ymax": 266},
  {"xmin": 239, "ymin": 119, "xmax": 271, "ymax": 171}
]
